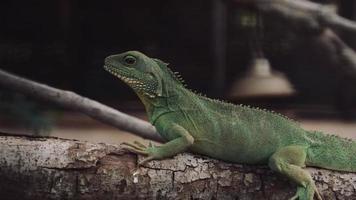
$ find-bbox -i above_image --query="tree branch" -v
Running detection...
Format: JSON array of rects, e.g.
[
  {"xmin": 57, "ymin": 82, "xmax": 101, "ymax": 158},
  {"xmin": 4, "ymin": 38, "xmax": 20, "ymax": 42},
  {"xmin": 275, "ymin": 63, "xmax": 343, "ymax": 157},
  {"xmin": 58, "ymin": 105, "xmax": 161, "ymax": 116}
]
[
  {"xmin": 234, "ymin": 0, "xmax": 356, "ymax": 77},
  {"xmin": 0, "ymin": 134, "xmax": 355, "ymax": 199},
  {"xmin": 235, "ymin": 0, "xmax": 356, "ymax": 34},
  {"xmin": 0, "ymin": 69, "xmax": 163, "ymax": 142},
  {"xmin": 315, "ymin": 28, "xmax": 356, "ymax": 75}
]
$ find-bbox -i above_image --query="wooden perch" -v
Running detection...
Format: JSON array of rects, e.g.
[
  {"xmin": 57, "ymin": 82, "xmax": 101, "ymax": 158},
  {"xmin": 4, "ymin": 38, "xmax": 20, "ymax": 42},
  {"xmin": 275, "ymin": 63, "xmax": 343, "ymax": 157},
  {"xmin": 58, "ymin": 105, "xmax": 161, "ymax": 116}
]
[
  {"xmin": 0, "ymin": 134, "xmax": 355, "ymax": 200},
  {"xmin": 0, "ymin": 69, "xmax": 163, "ymax": 142}
]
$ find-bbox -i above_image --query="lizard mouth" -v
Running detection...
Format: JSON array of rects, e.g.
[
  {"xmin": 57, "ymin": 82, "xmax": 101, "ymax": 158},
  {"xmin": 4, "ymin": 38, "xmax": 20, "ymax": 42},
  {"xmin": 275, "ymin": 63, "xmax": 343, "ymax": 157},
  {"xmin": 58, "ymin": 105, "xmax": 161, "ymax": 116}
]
[
  {"xmin": 103, "ymin": 63, "xmax": 158, "ymax": 98},
  {"xmin": 104, "ymin": 64, "xmax": 143, "ymax": 85}
]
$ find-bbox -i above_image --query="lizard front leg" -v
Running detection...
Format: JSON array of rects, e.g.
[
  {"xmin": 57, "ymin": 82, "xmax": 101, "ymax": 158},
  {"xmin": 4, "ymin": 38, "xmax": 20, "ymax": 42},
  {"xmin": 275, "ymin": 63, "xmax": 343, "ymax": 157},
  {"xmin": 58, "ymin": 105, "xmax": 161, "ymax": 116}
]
[{"xmin": 122, "ymin": 123, "xmax": 194, "ymax": 165}]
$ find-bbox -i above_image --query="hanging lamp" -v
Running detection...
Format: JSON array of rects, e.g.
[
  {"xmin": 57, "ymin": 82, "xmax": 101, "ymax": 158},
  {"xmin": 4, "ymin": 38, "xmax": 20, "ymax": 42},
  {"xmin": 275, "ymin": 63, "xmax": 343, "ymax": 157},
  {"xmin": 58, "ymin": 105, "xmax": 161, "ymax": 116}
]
[
  {"xmin": 229, "ymin": 57, "xmax": 295, "ymax": 98},
  {"xmin": 229, "ymin": 10, "xmax": 295, "ymax": 98}
]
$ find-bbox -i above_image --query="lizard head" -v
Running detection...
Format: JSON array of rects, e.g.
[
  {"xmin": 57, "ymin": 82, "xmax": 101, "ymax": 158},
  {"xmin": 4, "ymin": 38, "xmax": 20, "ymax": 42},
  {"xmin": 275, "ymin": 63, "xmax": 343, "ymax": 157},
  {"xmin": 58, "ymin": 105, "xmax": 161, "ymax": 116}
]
[{"xmin": 104, "ymin": 51, "xmax": 165, "ymax": 98}]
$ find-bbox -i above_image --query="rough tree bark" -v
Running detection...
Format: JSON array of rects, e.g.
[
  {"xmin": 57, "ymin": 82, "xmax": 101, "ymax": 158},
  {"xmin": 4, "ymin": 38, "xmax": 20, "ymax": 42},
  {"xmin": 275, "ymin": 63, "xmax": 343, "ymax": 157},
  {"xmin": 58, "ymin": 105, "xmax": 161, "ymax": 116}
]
[{"xmin": 0, "ymin": 134, "xmax": 355, "ymax": 200}]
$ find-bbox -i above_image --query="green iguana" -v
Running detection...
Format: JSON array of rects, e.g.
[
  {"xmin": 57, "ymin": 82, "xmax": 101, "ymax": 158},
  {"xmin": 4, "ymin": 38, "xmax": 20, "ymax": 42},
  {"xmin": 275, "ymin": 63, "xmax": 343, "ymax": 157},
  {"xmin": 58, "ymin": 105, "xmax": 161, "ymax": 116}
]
[{"xmin": 104, "ymin": 51, "xmax": 356, "ymax": 200}]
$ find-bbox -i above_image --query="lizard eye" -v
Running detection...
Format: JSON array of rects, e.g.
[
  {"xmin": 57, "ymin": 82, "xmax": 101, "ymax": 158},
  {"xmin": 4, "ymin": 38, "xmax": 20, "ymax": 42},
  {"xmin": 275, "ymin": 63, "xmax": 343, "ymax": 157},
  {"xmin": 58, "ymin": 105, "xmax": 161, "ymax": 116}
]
[{"xmin": 123, "ymin": 55, "xmax": 136, "ymax": 65}]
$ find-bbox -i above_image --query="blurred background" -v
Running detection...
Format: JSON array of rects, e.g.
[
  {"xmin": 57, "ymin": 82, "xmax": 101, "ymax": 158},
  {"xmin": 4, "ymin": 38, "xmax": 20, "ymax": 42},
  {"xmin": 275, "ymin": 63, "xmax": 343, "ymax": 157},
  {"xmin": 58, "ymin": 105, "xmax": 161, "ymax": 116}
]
[{"xmin": 1, "ymin": 0, "xmax": 356, "ymax": 143}]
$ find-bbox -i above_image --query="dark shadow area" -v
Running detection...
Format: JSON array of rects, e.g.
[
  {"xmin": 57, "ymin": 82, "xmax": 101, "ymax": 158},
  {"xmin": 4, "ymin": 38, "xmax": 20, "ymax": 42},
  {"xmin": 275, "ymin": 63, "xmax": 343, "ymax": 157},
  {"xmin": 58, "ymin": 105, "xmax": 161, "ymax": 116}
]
[{"xmin": 0, "ymin": 0, "xmax": 356, "ymax": 135}]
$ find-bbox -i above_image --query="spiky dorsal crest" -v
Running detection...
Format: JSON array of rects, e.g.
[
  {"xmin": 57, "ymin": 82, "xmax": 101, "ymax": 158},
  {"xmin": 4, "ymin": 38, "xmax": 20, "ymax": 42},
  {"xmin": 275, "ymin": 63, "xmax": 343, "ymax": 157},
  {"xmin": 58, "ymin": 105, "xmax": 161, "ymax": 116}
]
[
  {"xmin": 198, "ymin": 94, "xmax": 298, "ymax": 123},
  {"xmin": 322, "ymin": 132, "xmax": 354, "ymax": 143},
  {"xmin": 153, "ymin": 58, "xmax": 186, "ymax": 86},
  {"xmin": 153, "ymin": 58, "xmax": 294, "ymax": 123}
]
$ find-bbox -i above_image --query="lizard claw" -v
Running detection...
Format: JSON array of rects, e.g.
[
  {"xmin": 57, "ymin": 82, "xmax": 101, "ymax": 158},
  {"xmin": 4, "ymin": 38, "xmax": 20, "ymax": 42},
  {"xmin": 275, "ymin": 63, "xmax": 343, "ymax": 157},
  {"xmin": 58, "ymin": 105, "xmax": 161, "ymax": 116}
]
[
  {"xmin": 289, "ymin": 183, "xmax": 323, "ymax": 200},
  {"xmin": 121, "ymin": 141, "xmax": 160, "ymax": 165},
  {"xmin": 148, "ymin": 141, "xmax": 153, "ymax": 147},
  {"xmin": 122, "ymin": 141, "xmax": 144, "ymax": 150},
  {"xmin": 138, "ymin": 156, "xmax": 155, "ymax": 165},
  {"xmin": 121, "ymin": 141, "xmax": 148, "ymax": 155},
  {"xmin": 288, "ymin": 193, "xmax": 298, "ymax": 200},
  {"xmin": 133, "ymin": 141, "xmax": 147, "ymax": 149},
  {"xmin": 315, "ymin": 188, "xmax": 323, "ymax": 200}
]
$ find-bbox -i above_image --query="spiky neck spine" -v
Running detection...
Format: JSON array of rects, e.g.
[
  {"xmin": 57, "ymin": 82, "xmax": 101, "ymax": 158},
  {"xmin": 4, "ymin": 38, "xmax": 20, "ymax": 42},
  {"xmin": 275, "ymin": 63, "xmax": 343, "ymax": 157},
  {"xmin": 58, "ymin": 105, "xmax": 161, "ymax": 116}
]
[{"xmin": 141, "ymin": 62, "xmax": 296, "ymax": 126}]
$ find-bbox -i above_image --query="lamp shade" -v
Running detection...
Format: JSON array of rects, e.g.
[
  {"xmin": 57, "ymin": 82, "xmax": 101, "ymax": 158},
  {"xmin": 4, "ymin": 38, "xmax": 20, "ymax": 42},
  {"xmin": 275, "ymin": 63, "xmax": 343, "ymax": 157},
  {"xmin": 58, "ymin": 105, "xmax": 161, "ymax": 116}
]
[{"xmin": 229, "ymin": 58, "xmax": 296, "ymax": 98}]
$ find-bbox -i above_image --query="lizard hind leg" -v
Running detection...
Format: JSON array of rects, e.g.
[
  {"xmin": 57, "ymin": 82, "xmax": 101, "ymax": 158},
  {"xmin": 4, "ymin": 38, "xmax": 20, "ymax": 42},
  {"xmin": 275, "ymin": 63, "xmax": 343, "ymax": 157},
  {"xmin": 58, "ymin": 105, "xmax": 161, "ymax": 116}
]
[{"xmin": 268, "ymin": 145, "xmax": 322, "ymax": 200}]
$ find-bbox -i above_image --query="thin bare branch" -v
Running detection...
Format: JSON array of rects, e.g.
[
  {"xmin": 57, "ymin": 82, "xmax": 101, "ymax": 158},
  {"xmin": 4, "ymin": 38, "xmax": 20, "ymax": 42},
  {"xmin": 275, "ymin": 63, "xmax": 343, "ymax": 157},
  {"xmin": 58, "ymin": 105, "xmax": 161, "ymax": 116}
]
[
  {"xmin": 235, "ymin": 0, "xmax": 356, "ymax": 34},
  {"xmin": 0, "ymin": 69, "xmax": 163, "ymax": 142},
  {"xmin": 316, "ymin": 28, "xmax": 356, "ymax": 75},
  {"xmin": 234, "ymin": 0, "xmax": 356, "ymax": 77}
]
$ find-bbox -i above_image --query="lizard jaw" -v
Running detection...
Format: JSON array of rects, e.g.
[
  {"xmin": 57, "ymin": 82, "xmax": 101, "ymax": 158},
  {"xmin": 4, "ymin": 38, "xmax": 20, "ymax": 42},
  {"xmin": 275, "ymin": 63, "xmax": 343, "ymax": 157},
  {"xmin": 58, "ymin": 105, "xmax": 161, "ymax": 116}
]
[
  {"xmin": 104, "ymin": 64, "xmax": 139, "ymax": 84},
  {"xmin": 103, "ymin": 65, "xmax": 156, "ymax": 98}
]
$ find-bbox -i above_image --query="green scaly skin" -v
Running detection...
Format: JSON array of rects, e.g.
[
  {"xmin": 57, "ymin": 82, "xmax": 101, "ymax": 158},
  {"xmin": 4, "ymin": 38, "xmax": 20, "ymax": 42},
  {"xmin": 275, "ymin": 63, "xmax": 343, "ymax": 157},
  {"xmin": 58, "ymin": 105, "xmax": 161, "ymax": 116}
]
[{"xmin": 104, "ymin": 51, "xmax": 356, "ymax": 200}]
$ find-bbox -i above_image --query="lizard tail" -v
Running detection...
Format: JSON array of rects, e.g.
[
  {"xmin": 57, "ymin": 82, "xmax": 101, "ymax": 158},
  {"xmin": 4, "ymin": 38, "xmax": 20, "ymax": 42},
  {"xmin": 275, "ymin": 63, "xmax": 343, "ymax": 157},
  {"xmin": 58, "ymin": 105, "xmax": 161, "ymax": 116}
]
[{"xmin": 305, "ymin": 131, "xmax": 356, "ymax": 172}]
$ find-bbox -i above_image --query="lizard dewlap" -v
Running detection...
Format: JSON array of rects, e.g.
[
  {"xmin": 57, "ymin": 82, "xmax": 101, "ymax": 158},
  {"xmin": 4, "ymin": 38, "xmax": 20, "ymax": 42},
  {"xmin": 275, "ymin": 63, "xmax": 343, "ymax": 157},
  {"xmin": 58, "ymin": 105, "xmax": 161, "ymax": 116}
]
[{"xmin": 104, "ymin": 51, "xmax": 356, "ymax": 200}]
